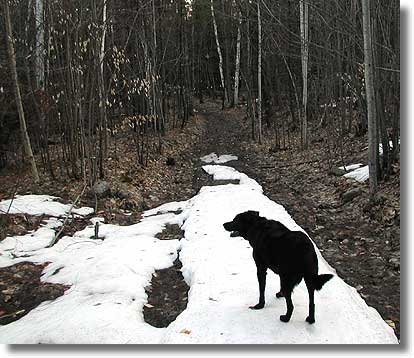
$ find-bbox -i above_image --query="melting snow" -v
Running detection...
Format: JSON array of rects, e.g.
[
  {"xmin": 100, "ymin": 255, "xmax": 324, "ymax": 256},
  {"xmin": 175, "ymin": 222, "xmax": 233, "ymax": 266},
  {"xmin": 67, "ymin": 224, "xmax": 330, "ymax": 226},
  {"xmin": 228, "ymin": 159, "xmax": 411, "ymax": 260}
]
[
  {"xmin": 0, "ymin": 165, "xmax": 397, "ymax": 344},
  {"xmin": 338, "ymin": 163, "xmax": 364, "ymax": 172},
  {"xmin": 343, "ymin": 165, "xmax": 369, "ymax": 182},
  {"xmin": 0, "ymin": 195, "xmax": 94, "ymax": 217},
  {"xmin": 200, "ymin": 153, "xmax": 238, "ymax": 164}
]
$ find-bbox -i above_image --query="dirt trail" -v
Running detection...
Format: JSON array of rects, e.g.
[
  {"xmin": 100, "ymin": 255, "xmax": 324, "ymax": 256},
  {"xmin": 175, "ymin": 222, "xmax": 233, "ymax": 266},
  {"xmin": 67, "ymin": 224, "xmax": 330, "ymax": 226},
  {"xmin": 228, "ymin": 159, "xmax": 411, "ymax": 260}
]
[
  {"xmin": 143, "ymin": 101, "xmax": 249, "ymax": 328},
  {"xmin": 189, "ymin": 100, "xmax": 399, "ymax": 338},
  {"xmin": 0, "ymin": 99, "xmax": 399, "ymax": 338}
]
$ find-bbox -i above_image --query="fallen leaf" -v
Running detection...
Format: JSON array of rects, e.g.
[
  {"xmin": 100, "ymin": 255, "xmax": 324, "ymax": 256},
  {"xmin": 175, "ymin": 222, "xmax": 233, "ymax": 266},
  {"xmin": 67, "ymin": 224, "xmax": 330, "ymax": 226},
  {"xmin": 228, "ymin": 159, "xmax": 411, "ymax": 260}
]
[
  {"xmin": 385, "ymin": 320, "xmax": 396, "ymax": 330},
  {"xmin": 180, "ymin": 328, "xmax": 191, "ymax": 335},
  {"xmin": 2, "ymin": 288, "xmax": 15, "ymax": 295},
  {"xmin": 144, "ymin": 303, "xmax": 154, "ymax": 308}
]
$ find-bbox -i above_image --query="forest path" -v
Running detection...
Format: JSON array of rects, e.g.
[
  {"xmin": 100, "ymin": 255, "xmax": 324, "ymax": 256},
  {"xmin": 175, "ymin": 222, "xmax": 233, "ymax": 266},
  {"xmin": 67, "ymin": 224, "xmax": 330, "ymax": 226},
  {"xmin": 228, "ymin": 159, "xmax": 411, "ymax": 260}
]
[
  {"xmin": 142, "ymin": 100, "xmax": 253, "ymax": 328},
  {"xmin": 186, "ymin": 99, "xmax": 399, "ymax": 338},
  {"xmin": 140, "ymin": 102, "xmax": 398, "ymax": 342},
  {"xmin": 190, "ymin": 100, "xmax": 252, "ymax": 192},
  {"xmin": 0, "ymin": 100, "xmax": 399, "ymax": 343}
]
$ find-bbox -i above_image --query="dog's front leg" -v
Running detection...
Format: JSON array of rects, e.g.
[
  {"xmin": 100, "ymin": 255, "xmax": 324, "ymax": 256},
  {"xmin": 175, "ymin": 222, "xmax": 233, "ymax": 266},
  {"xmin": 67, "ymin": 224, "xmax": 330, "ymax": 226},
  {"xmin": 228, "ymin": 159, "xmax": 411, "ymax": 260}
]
[
  {"xmin": 250, "ymin": 266, "xmax": 267, "ymax": 310},
  {"xmin": 280, "ymin": 292, "xmax": 294, "ymax": 322}
]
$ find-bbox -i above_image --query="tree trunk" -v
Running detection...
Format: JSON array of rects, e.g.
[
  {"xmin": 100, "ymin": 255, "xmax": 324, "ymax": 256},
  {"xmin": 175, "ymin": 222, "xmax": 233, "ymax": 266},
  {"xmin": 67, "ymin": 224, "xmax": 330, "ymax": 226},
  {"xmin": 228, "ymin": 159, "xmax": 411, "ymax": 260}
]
[
  {"xmin": 210, "ymin": 0, "xmax": 228, "ymax": 106},
  {"xmin": 257, "ymin": 0, "xmax": 262, "ymax": 144},
  {"xmin": 246, "ymin": 2, "xmax": 255, "ymax": 140},
  {"xmin": 233, "ymin": 10, "xmax": 242, "ymax": 106},
  {"xmin": 34, "ymin": 0, "xmax": 45, "ymax": 89},
  {"xmin": 300, "ymin": 0, "xmax": 309, "ymax": 149},
  {"xmin": 361, "ymin": 0, "xmax": 378, "ymax": 196},
  {"xmin": 3, "ymin": 0, "xmax": 40, "ymax": 183}
]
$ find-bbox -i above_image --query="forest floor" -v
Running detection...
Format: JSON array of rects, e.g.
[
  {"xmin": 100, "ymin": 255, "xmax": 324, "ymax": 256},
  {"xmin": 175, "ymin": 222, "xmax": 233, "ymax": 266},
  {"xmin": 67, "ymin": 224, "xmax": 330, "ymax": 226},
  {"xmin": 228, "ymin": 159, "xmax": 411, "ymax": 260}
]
[{"xmin": 0, "ymin": 99, "xmax": 400, "ymax": 338}]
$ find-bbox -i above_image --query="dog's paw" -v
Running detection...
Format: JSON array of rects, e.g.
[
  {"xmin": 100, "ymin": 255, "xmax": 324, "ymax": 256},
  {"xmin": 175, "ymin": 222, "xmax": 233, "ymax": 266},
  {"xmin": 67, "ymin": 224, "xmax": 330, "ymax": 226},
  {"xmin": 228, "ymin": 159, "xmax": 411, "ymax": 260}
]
[
  {"xmin": 276, "ymin": 291, "xmax": 284, "ymax": 298},
  {"xmin": 249, "ymin": 303, "xmax": 265, "ymax": 310},
  {"xmin": 305, "ymin": 316, "xmax": 315, "ymax": 324},
  {"xmin": 279, "ymin": 314, "xmax": 291, "ymax": 323}
]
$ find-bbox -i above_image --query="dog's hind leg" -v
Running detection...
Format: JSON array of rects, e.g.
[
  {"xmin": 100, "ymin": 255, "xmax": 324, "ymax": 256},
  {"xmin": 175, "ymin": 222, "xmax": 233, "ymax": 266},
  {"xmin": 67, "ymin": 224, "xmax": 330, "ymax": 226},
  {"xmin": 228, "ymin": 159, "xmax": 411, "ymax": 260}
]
[
  {"xmin": 304, "ymin": 277, "xmax": 315, "ymax": 324},
  {"xmin": 276, "ymin": 291, "xmax": 284, "ymax": 298},
  {"xmin": 279, "ymin": 291, "xmax": 293, "ymax": 322},
  {"xmin": 275, "ymin": 276, "xmax": 283, "ymax": 298},
  {"xmin": 279, "ymin": 276, "xmax": 296, "ymax": 322}
]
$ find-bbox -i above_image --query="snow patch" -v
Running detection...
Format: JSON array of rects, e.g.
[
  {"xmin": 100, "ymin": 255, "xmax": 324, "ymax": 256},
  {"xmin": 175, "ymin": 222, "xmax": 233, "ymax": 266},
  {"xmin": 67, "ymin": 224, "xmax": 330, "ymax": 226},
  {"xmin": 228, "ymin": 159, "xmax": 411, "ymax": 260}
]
[
  {"xmin": 0, "ymin": 164, "xmax": 397, "ymax": 344},
  {"xmin": 0, "ymin": 210, "xmax": 182, "ymax": 344},
  {"xmin": 202, "ymin": 164, "xmax": 261, "ymax": 190},
  {"xmin": 338, "ymin": 163, "xmax": 363, "ymax": 171},
  {"xmin": 0, "ymin": 217, "xmax": 63, "ymax": 267},
  {"xmin": 200, "ymin": 153, "xmax": 238, "ymax": 164},
  {"xmin": 0, "ymin": 195, "xmax": 94, "ymax": 217},
  {"xmin": 343, "ymin": 165, "xmax": 369, "ymax": 182}
]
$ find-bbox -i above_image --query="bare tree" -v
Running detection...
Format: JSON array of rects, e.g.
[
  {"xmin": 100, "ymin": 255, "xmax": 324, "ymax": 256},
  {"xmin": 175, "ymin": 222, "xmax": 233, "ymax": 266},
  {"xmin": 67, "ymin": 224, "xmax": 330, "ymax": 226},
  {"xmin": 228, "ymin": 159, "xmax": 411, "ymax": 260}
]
[
  {"xmin": 233, "ymin": 9, "xmax": 242, "ymax": 106},
  {"xmin": 300, "ymin": 0, "xmax": 309, "ymax": 149},
  {"xmin": 257, "ymin": 0, "xmax": 262, "ymax": 144},
  {"xmin": 361, "ymin": 0, "xmax": 378, "ymax": 196},
  {"xmin": 34, "ymin": 0, "xmax": 45, "ymax": 89},
  {"xmin": 210, "ymin": 0, "xmax": 228, "ymax": 106},
  {"xmin": 0, "ymin": 0, "xmax": 399, "ymax": 194},
  {"xmin": 3, "ymin": 0, "xmax": 40, "ymax": 183}
]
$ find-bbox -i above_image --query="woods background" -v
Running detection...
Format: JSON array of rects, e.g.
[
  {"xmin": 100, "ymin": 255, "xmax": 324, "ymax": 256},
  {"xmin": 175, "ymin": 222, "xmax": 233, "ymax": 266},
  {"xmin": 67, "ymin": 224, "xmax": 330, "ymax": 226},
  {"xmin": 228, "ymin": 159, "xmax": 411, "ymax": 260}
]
[{"xmin": 0, "ymin": 0, "xmax": 400, "ymax": 195}]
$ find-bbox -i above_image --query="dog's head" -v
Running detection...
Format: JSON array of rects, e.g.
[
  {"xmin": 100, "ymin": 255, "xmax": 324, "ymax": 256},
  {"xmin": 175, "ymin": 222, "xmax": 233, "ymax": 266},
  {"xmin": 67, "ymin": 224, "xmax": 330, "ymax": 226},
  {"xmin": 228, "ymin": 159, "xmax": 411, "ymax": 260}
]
[{"xmin": 223, "ymin": 210, "xmax": 260, "ymax": 239}]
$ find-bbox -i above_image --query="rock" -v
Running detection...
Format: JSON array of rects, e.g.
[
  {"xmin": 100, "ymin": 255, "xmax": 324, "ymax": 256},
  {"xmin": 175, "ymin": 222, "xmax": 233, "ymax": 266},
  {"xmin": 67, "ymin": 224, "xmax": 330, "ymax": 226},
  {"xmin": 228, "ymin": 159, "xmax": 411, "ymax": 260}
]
[
  {"xmin": 269, "ymin": 144, "xmax": 280, "ymax": 153},
  {"xmin": 382, "ymin": 206, "xmax": 396, "ymax": 225},
  {"xmin": 341, "ymin": 188, "xmax": 362, "ymax": 203},
  {"xmin": 360, "ymin": 237, "xmax": 375, "ymax": 244},
  {"xmin": 116, "ymin": 190, "xmax": 130, "ymax": 200},
  {"xmin": 120, "ymin": 201, "xmax": 135, "ymax": 211},
  {"xmin": 112, "ymin": 183, "xmax": 147, "ymax": 211},
  {"xmin": 120, "ymin": 173, "xmax": 133, "ymax": 183},
  {"xmin": 389, "ymin": 257, "xmax": 400, "ymax": 270},
  {"xmin": 149, "ymin": 194, "xmax": 159, "ymax": 202},
  {"xmin": 93, "ymin": 181, "xmax": 111, "ymax": 198},
  {"xmin": 329, "ymin": 167, "xmax": 347, "ymax": 177},
  {"xmin": 355, "ymin": 285, "xmax": 364, "ymax": 292}
]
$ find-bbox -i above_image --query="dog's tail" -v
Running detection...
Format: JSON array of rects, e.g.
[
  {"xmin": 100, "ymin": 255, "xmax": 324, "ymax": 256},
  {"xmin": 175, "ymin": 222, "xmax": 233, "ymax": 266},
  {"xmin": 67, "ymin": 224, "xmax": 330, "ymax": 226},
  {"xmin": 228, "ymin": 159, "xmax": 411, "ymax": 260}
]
[{"xmin": 313, "ymin": 274, "xmax": 334, "ymax": 290}]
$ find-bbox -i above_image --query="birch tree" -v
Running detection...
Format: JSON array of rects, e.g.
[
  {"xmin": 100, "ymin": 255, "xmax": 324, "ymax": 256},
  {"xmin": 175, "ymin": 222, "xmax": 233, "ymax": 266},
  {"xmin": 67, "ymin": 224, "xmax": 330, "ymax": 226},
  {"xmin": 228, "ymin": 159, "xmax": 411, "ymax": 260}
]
[
  {"xmin": 233, "ymin": 9, "xmax": 242, "ymax": 106},
  {"xmin": 34, "ymin": 0, "xmax": 45, "ymax": 89},
  {"xmin": 3, "ymin": 0, "xmax": 40, "ymax": 183},
  {"xmin": 210, "ymin": 0, "xmax": 228, "ymax": 106},
  {"xmin": 244, "ymin": 1, "xmax": 256, "ymax": 140},
  {"xmin": 257, "ymin": 0, "xmax": 262, "ymax": 144},
  {"xmin": 300, "ymin": 0, "xmax": 309, "ymax": 149},
  {"xmin": 361, "ymin": 0, "xmax": 378, "ymax": 196}
]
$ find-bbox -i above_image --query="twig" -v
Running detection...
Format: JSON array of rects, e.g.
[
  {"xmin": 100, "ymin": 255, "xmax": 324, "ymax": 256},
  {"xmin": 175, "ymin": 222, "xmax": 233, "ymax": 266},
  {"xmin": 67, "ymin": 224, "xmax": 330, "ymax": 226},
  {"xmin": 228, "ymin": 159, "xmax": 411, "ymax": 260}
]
[
  {"xmin": 259, "ymin": 159, "xmax": 320, "ymax": 169},
  {"xmin": 6, "ymin": 181, "xmax": 20, "ymax": 214},
  {"xmin": 0, "ymin": 309, "xmax": 25, "ymax": 320},
  {"xmin": 47, "ymin": 182, "xmax": 89, "ymax": 248}
]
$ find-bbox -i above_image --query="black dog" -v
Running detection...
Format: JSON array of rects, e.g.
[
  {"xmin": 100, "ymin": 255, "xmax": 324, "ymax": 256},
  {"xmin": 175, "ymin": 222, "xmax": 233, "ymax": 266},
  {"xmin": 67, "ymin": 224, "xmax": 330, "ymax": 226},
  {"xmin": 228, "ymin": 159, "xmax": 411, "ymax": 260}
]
[{"xmin": 223, "ymin": 211, "xmax": 333, "ymax": 324}]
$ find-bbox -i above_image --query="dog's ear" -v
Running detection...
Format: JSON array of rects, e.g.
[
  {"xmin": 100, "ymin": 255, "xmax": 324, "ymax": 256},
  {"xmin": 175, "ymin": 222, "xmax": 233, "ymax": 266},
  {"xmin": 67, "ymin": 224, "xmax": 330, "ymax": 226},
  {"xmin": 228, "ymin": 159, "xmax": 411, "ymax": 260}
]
[{"xmin": 247, "ymin": 210, "xmax": 259, "ymax": 216}]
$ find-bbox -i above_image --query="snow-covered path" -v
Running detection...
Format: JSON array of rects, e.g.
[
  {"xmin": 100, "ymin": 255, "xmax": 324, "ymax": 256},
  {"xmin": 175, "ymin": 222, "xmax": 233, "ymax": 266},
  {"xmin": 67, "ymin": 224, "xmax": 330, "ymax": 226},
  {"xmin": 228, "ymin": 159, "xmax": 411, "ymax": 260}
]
[{"xmin": 0, "ymin": 163, "xmax": 398, "ymax": 344}]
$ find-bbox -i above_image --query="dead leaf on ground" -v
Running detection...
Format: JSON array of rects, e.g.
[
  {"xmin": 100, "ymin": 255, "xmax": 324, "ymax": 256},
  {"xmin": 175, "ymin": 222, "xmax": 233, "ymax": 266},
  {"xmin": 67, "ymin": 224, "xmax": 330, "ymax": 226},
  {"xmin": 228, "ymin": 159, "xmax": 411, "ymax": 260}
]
[{"xmin": 385, "ymin": 320, "xmax": 396, "ymax": 330}]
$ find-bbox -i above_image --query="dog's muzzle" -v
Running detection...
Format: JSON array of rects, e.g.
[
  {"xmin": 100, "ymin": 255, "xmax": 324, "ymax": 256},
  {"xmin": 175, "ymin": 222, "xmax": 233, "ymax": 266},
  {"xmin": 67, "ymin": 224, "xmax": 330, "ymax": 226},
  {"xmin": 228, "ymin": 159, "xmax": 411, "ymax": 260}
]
[{"xmin": 223, "ymin": 222, "xmax": 240, "ymax": 237}]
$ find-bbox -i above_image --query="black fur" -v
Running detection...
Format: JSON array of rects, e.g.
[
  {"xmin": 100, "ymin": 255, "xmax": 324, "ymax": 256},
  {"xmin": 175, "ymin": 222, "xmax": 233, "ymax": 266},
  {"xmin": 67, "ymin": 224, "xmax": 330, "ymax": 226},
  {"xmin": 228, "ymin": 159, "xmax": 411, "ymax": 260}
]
[{"xmin": 223, "ymin": 210, "xmax": 333, "ymax": 324}]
